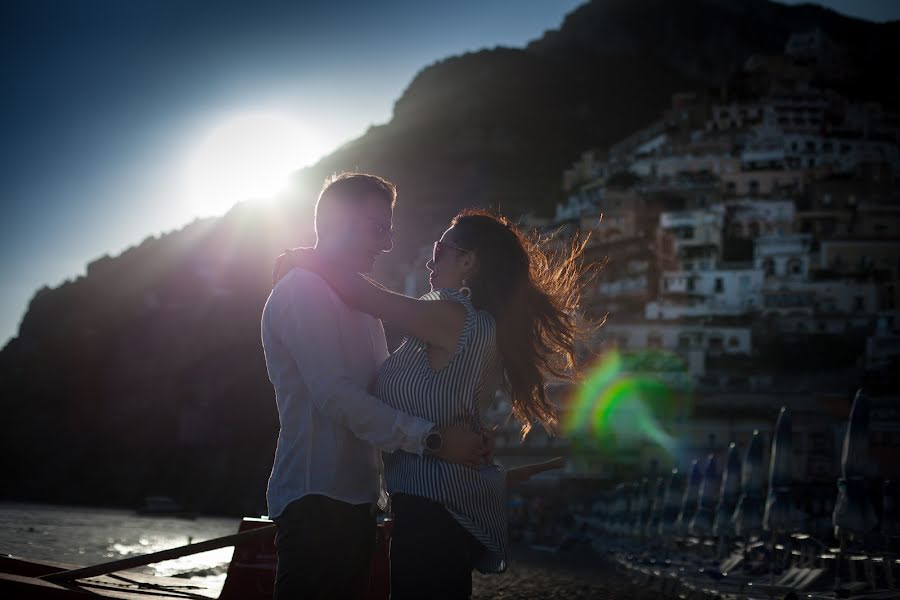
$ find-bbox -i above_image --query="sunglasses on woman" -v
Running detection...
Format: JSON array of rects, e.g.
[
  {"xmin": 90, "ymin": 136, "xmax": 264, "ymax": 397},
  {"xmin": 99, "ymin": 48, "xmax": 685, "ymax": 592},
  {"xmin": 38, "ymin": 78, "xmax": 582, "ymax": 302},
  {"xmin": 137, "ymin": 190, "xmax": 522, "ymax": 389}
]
[{"xmin": 432, "ymin": 240, "xmax": 471, "ymax": 264}]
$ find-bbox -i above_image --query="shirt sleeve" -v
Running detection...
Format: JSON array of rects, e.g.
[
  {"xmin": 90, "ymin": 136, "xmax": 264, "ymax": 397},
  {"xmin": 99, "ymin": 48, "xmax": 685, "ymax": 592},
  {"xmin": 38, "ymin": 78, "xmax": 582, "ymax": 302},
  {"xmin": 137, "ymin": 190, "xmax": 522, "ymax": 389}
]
[{"xmin": 271, "ymin": 270, "xmax": 433, "ymax": 454}]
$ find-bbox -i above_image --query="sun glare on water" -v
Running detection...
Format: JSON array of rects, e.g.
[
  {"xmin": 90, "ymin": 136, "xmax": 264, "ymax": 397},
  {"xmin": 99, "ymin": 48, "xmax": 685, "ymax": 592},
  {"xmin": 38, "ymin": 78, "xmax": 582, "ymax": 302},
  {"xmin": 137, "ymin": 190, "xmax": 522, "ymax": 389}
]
[{"xmin": 184, "ymin": 112, "xmax": 318, "ymax": 217}]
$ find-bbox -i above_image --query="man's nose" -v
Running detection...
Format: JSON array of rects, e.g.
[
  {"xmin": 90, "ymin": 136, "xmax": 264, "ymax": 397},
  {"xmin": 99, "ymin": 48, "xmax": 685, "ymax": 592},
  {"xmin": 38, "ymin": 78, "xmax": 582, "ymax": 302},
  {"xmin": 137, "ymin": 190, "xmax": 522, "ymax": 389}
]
[
  {"xmin": 380, "ymin": 234, "xmax": 393, "ymax": 253},
  {"xmin": 426, "ymin": 259, "xmax": 435, "ymax": 271}
]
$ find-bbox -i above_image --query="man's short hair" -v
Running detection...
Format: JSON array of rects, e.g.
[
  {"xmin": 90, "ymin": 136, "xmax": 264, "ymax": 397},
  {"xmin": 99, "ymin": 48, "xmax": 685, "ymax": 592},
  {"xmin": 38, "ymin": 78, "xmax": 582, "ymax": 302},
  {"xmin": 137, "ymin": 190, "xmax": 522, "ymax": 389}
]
[{"xmin": 314, "ymin": 172, "xmax": 397, "ymax": 227}]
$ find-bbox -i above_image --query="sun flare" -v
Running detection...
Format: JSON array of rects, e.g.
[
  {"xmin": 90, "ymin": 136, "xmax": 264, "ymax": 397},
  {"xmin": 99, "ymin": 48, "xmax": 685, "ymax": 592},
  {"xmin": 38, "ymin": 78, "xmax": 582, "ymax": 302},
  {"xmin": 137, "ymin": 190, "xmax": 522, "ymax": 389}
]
[{"xmin": 184, "ymin": 113, "xmax": 318, "ymax": 216}]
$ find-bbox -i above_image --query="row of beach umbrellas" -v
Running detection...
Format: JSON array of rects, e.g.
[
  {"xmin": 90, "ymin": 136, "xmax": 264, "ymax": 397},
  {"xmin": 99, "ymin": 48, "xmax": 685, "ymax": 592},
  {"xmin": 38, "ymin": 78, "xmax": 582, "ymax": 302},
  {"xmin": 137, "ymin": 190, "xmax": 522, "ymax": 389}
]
[{"xmin": 588, "ymin": 390, "xmax": 888, "ymax": 546}]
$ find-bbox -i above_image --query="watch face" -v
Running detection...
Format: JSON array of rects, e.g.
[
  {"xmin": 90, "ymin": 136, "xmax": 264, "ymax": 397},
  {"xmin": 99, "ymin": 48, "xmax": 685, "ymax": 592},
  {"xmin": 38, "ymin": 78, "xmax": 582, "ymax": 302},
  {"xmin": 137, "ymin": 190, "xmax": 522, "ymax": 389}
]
[{"xmin": 426, "ymin": 432, "xmax": 441, "ymax": 452}]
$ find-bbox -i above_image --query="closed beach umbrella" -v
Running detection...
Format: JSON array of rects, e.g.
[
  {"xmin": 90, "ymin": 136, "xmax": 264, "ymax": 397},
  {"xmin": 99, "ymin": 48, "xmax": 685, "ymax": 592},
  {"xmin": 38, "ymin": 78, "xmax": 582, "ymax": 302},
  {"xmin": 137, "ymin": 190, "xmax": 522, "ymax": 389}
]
[
  {"xmin": 714, "ymin": 442, "xmax": 742, "ymax": 537},
  {"xmin": 659, "ymin": 468, "xmax": 685, "ymax": 536},
  {"xmin": 833, "ymin": 390, "xmax": 877, "ymax": 537},
  {"xmin": 690, "ymin": 454, "xmax": 719, "ymax": 536},
  {"xmin": 634, "ymin": 478, "xmax": 650, "ymax": 535},
  {"xmin": 732, "ymin": 430, "xmax": 764, "ymax": 537},
  {"xmin": 764, "ymin": 407, "xmax": 795, "ymax": 533},
  {"xmin": 629, "ymin": 481, "xmax": 642, "ymax": 537},
  {"xmin": 646, "ymin": 475, "xmax": 665, "ymax": 537},
  {"xmin": 677, "ymin": 459, "xmax": 703, "ymax": 535},
  {"xmin": 610, "ymin": 483, "xmax": 626, "ymax": 535}
]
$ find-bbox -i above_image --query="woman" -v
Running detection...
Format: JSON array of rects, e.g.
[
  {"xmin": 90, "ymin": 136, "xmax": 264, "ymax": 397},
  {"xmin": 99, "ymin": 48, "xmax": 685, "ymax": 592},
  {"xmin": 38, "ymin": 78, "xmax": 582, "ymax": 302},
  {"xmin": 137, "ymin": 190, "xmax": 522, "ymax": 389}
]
[{"xmin": 276, "ymin": 209, "xmax": 592, "ymax": 598}]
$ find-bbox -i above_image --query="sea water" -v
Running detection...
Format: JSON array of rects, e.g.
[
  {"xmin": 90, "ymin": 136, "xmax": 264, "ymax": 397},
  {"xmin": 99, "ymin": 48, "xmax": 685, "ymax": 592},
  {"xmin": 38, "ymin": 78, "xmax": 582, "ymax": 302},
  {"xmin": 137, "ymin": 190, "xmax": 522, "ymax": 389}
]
[{"xmin": 0, "ymin": 502, "xmax": 241, "ymax": 597}]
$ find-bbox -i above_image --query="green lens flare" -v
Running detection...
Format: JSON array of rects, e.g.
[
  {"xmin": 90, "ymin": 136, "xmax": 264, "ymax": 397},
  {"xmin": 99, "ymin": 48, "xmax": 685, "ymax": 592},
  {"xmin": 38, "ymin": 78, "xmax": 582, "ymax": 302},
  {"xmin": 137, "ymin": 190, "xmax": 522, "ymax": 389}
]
[{"xmin": 564, "ymin": 349, "xmax": 688, "ymax": 456}]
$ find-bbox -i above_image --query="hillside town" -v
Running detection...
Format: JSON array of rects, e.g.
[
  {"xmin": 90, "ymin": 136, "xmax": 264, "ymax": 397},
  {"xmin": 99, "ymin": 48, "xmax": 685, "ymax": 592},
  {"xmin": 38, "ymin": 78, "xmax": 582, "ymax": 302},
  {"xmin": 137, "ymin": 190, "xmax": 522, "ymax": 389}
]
[{"xmin": 458, "ymin": 29, "xmax": 900, "ymax": 500}]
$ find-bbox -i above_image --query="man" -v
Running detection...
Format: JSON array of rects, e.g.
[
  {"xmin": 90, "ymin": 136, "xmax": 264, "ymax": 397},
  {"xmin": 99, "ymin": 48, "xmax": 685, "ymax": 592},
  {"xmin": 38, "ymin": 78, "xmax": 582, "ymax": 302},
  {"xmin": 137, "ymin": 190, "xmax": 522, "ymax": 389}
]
[{"xmin": 261, "ymin": 172, "xmax": 486, "ymax": 600}]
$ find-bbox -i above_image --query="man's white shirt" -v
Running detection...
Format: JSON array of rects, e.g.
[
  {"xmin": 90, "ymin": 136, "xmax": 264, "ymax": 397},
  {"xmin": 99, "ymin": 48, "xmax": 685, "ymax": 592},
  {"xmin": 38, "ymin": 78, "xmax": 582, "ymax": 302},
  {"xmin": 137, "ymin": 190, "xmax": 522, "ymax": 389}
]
[{"xmin": 262, "ymin": 267, "xmax": 433, "ymax": 519}]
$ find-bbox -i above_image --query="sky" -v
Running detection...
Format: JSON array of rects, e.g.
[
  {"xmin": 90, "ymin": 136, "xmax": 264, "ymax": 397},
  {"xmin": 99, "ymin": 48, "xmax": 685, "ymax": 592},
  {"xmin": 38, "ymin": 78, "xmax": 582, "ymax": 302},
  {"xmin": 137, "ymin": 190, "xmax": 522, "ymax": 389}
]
[{"xmin": 1, "ymin": 0, "xmax": 898, "ymax": 346}]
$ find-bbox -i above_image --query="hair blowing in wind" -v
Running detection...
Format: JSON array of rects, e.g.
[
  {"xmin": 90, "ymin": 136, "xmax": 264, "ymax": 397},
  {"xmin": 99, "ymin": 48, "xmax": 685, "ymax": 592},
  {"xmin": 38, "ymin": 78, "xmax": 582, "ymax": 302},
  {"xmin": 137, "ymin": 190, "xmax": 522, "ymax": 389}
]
[{"xmin": 449, "ymin": 209, "xmax": 600, "ymax": 438}]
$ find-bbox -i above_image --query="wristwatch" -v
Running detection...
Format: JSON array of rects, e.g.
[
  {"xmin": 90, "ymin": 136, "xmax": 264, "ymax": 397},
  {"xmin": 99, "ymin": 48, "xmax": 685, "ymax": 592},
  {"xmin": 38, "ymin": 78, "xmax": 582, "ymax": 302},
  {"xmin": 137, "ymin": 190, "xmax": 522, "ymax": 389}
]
[{"xmin": 424, "ymin": 427, "xmax": 442, "ymax": 454}]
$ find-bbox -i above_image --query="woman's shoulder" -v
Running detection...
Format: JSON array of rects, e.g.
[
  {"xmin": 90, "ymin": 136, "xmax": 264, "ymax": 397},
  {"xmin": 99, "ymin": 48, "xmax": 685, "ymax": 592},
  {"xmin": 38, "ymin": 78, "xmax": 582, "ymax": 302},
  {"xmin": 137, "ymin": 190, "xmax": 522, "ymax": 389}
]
[
  {"xmin": 418, "ymin": 287, "xmax": 471, "ymax": 304},
  {"xmin": 471, "ymin": 312, "xmax": 498, "ymax": 358}
]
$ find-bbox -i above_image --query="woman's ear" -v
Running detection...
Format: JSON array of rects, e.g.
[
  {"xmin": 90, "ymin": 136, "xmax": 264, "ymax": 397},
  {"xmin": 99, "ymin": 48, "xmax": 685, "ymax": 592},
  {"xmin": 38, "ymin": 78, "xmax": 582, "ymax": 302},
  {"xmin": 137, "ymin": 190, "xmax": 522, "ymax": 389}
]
[{"xmin": 462, "ymin": 253, "xmax": 479, "ymax": 280}]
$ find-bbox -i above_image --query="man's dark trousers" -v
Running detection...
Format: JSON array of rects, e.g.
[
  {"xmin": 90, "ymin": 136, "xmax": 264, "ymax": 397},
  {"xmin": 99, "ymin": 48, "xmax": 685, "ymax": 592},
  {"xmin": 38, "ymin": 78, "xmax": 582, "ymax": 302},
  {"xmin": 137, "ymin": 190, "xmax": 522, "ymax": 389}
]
[{"xmin": 273, "ymin": 494, "xmax": 376, "ymax": 600}]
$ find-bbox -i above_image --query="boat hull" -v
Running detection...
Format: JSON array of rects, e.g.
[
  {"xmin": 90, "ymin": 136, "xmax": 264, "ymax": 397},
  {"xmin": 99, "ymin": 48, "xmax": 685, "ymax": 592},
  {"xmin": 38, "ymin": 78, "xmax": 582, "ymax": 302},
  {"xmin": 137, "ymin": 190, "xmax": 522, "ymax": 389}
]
[{"xmin": 1, "ymin": 515, "xmax": 393, "ymax": 599}]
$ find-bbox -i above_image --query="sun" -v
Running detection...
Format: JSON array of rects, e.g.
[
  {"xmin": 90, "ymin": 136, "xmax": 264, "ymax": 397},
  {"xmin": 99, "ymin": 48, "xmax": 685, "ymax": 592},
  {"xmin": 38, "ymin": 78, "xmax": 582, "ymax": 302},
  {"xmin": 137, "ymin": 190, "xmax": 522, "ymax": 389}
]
[{"xmin": 184, "ymin": 112, "xmax": 318, "ymax": 216}]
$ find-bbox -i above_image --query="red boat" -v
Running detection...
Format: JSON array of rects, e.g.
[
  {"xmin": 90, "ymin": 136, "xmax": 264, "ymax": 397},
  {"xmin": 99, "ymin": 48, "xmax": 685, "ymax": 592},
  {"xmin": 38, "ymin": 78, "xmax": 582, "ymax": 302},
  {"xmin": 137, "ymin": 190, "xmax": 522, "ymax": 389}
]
[{"xmin": 0, "ymin": 516, "xmax": 392, "ymax": 599}]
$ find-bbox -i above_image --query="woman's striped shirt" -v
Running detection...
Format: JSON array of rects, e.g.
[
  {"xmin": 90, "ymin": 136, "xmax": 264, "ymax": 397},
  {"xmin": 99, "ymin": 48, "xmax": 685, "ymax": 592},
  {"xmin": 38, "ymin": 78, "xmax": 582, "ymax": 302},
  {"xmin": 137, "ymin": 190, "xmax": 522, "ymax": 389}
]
[{"xmin": 376, "ymin": 288, "xmax": 507, "ymax": 573}]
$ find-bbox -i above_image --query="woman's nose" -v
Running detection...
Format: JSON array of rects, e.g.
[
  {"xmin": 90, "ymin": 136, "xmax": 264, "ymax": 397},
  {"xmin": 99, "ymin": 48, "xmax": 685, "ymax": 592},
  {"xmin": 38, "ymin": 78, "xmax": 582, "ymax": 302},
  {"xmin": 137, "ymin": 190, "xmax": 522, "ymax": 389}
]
[{"xmin": 426, "ymin": 259, "xmax": 435, "ymax": 271}]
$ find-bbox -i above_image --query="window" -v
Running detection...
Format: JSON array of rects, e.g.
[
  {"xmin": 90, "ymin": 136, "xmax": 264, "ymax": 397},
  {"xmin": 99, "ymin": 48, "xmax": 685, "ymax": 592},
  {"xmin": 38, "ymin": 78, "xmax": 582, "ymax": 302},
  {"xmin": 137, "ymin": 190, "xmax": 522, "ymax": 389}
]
[
  {"xmin": 749, "ymin": 180, "xmax": 760, "ymax": 195},
  {"xmin": 822, "ymin": 193, "xmax": 832, "ymax": 206},
  {"xmin": 854, "ymin": 296, "xmax": 865, "ymax": 311},
  {"xmin": 749, "ymin": 221, "xmax": 761, "ymax": 237},
  {"xmin": 788, "ymin": 258, "xmax": 803, "ymax": 275},
  {"xmin": 687, "ymin": 278, "xmax": 695, "ymax": 292},
  {"xmin": 728, "ymin": 336, "xmax": 740, "ymax": 348},
  {"xmin": 763, "ymin": 258, "xmax": 775, "ymax": 277},
  {"xmin": 726, "ymin": 181, "xmax": 737, "ymax": 194},
  {"xmin": 648, "ymin": 333, "xmax": 663, "ymax": 348},
  {"xmin": 847, "ymin": 195, "xmax": 857, "ymax": 206},
  {"xmin": 714, "ymin": 278, "xmax": 724, "ymax": 293}
]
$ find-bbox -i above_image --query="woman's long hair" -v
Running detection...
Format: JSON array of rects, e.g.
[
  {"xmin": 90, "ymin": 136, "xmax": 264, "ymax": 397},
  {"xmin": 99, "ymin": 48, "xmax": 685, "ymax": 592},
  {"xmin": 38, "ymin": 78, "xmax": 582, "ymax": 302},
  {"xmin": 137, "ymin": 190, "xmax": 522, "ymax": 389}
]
[{"xmin": 449, "ymin": 209, "xmax": 599, "ymax": 438}]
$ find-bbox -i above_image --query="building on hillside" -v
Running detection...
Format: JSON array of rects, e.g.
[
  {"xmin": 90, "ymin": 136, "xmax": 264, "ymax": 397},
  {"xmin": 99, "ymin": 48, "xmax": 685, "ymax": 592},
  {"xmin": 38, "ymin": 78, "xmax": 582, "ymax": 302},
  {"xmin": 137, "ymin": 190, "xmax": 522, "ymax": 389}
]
[
  {"xmin": 563, "ymin": 149, "xmax": 609, "ymax": 193},
  {"xmin": 721, "ymin": 168, "xmax": 807, "ymax": 196},
  {"xmin": 754, "ymin": 233, "xmax": 813, "ymax": 280},
  {"xmin": 741, "ymin": 129, "xmax": 787, "ymax": 170},
  {"xmin": 600, "ymin": 319, "xmax": 753, "ymax": 359},
  {"xmin": 579, "ymin": 198, "xmax": 662, "ymax": 318},
  {"xmin": 726, "ymin": 199, "xmax": 796, "ymax": 238},
  {"xmin": 656, "ymin": 209, "xmax": 725, "ymax": 272},
  {"xmin": 607, "ymin": 117, "xmax": 668, "ymax": 168},
  {"xmin": 768, "ymin": 87, "xmax": 833, "ymax": 134},
  {"xmin": 647, "ymin": 267, "xmax": 764, "ymax": 320},
  {"xmin": 797, "ymin": 165, "xmax": 900, "ymax": 238},
  {"xmin": 706, "ymin": 102, "xmax": 765, "ymax": 133},
  {"xmin": 762, "ymin": 279, "xmax": 881, "ymax": 324},
  {"xmin": 840, "ymin": 102, "xmax": 900, "ymax": 143},
  {"xmin": 636, "ymin": 172, "xmax": 723, "ymax": 210},
  {"xmin": 855, "ymin": 201, "xmax": 900, "ymax": 239},
  {"xmin": 631, "ymin": 151, "xmax": 740, "ymax": 180},
  {"xmin": 864, "ymin": 312, "xmax": 900, "ymax": 377},
  {"xmin": 782, "ymin": 133, "xmax": 900, "ymax": 175},
  {"xmin": 818, "ymin": 239, "xmax": 900, "ymax": 280}
]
